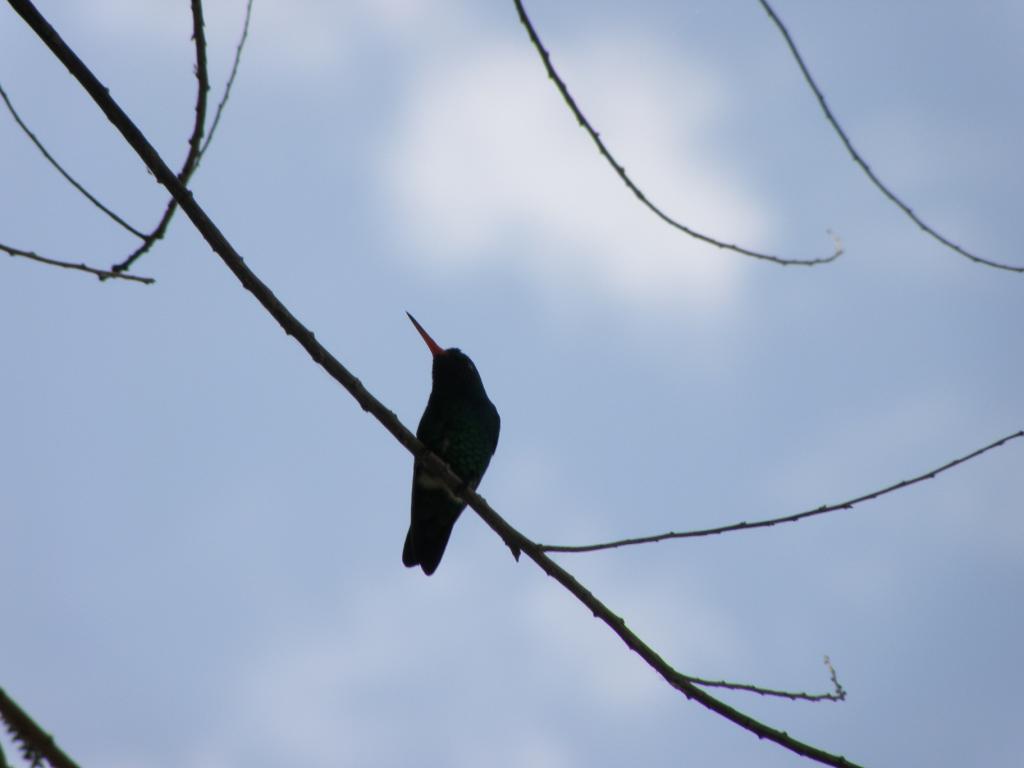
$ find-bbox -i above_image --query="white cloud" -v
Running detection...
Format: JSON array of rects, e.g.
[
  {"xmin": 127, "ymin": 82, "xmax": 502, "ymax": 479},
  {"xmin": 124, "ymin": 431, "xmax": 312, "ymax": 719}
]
[
  {"xmin": 74, "ymin": 0, "xmax": 433, "ymax": 75},
  {"xmin": 382, "ymin": 34, "xmax": 773, "ymax": 310}
]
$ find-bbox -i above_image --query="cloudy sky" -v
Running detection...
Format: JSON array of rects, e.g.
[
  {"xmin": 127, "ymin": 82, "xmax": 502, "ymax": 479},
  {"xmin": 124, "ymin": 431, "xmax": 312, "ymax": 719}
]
[{"xmin": 2, "ymin": 1, "xmax": 1022, "ymax": 766}]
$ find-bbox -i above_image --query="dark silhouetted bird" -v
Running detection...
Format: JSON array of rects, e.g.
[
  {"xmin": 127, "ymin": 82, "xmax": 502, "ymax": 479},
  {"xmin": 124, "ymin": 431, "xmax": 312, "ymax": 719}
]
[{"xmin": 403, "ymin": 312, "xmax": 500, "ymax": 575}]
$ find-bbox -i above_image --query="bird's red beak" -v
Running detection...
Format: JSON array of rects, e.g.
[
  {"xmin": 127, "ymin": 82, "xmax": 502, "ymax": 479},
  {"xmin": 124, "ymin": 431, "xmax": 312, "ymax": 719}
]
[{"xmin": 406, "ymin": 312, "xmax": 444, "ymax": 357}]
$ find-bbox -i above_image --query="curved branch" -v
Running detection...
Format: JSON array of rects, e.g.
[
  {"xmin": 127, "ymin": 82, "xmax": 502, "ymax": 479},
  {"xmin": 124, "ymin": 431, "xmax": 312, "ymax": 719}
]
[
  {"xmin": 8, "ymin": 3, "xmax": 861, "ymax": 764},
  {"xmin": 2, "ymin": 241, "xmax": 155, "ymax": 284},
  {"xmin": 111, "ymin": 0, "xmax": 210, "ymax": 275},
  {"xmin": 539, "ymin": 430, "xmax": 1023, "ymax": 553},
  {"xmin": 758, "ymin": 0, "xmax": 1024, "ymax": 273},
  {"xmin": 0, "ymin": 80, "xmax": 147, "ymax": 238},
  {"xmin": 198, "ymin": 0, "xmax": 253, "ymax": 159},
  {"xmin": 513, "ymin": 0, "xmax": 842, "ymax": 267}
]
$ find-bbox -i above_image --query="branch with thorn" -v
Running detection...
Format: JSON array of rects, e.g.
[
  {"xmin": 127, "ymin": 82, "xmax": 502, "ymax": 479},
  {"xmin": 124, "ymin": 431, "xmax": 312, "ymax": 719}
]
[
  {"xmin": 0, "ymin": 687, "xmax": 80, "ymax": 768},
  {"xmin": 6, "ymin": 2, "xmax": 863, "ymax": 763}
]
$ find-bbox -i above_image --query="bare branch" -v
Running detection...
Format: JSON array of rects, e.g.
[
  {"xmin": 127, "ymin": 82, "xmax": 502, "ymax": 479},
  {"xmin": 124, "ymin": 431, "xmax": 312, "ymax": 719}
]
[
  {"xmin": 758, "ymin": 0, "xmax": 1024, "ymax": 274},
  {"xmin": 184, "ymin": 0, "xmax": 210, "ymax": 169},
  {"xmin": 3, "ymin": 1, "xmax": 255, "ymax": 281},
  {"xmin": 688, "ymin": 656, "xmax": 847, "ymax": 703},
  {"xmin": 539, "ymin": 429, "xmax": 1023, "ymax": 553},
  {"xmin": 2, "ymin": 241, "xmax": 155, "ymax": 284},
  {"xmin": 198, "ymin": 0, "xmax": 253, "ymax": 159},
  {"xmin": 7, "ymin": 3, "xmax": 862, "ymax": 764},
  {"xmin": 512, "ymin": 0, "xmax": 842, "ymax": 267},
  {"xmin": 0, "ymin": 80, "xmax": 147, "ymax": 238},
  {"xmin": 110, "ymin": 0, "xmax": 211, "ymax": 275},
  {"xmin": 0, "ymin": 687, "xmax": 81, "ymax": 768}
]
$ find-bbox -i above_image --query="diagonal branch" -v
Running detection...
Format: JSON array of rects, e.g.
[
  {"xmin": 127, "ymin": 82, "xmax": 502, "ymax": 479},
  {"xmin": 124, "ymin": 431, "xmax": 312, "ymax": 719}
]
[
  {"xmin": 758, "ymin": 0, "xmax": 1024, "ymax": 274},
  {"xmin": 539, "ymin": 430, "xmax": 1023, "ymax": 553},
  {"xmin": 0, "ymin": 687, "xmax": 81, "ymax": 768},
  {"xmin": 7, "ymin": 2, "xmax": 861, "ymax": 764},
  {"xmin": 512, "ymin": 0, "xmax": 842, "ymax": 267},
  {"xmin": 2, "ymin": 241, "xmax": 154, "ymax": 283}
]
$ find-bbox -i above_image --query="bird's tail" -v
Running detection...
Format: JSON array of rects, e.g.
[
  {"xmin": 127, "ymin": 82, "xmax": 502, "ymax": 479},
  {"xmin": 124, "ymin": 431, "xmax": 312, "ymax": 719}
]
[{"xmin": 402, "ymin": 504, "xmax": 463, "ymax": 575}]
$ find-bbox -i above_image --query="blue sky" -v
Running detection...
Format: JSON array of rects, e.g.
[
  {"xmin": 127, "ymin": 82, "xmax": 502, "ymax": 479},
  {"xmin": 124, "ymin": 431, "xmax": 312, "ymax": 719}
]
[{"xmin": 2, "ymin": 1, "xmax": 1022, "ymax": 766}]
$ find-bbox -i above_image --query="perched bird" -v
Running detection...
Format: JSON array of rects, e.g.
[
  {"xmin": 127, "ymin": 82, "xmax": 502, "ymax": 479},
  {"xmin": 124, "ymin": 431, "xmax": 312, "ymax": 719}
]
[{"xmin": 403, "ymin": 312, "xmax": 500, "ymax": 575}]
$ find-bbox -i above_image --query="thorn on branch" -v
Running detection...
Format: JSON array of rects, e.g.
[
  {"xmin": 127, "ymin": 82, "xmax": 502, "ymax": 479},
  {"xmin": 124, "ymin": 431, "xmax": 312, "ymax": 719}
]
[{"xmin": 0, "ymin": 687, "xmax": 82, "ymax": 768}]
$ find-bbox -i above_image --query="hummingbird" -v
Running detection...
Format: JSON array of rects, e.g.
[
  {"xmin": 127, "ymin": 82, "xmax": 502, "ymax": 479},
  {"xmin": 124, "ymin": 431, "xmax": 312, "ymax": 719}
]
[{"xmin": 403, "ymin": 312, "xmax": 501, "ymax": 575}]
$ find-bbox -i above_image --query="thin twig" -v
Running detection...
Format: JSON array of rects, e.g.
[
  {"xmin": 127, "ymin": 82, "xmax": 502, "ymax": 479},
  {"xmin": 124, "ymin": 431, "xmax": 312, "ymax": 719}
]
[
  {"xmin": 111, "ymin": 0, "xmax": 210, "ymax": 274},
  {"xmin": 825, "ymin": 656, "xmax": 845, "ymax": 699},
  {"xmin": 7, "ymin": 4, "xmax": 861, "ymax": 764},
  {"xmin": 539, "ymin": 430, "xmax": 1023, "ymax": 553},
  {"xmin": 0, "ymin": 81, "xmax": 147, "ymax": 238},
  {"xmin": 689, "ymin": 677, "xmax": 842, "ymax": 702},
  {"xmin": 198, "ymin": 0, "xmax": 252, "ymax": 159},
  {"xmin": 512, "ymin": 0, "xmax": 842, "ymax": 267},
  {"xmin": 758, "ymin": 0, "xmax": 1023, "ymax": 273},
  {"xmin": 0, "ymin": 687, "xmax": 81, "ymax": 768},
  {"xmin": 2, "ymin": 242, "xmax": 155, "ymax": 283},
  {"xmin": 687, "ymin": 656, "xmax": 846, "ymax": 702}
]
